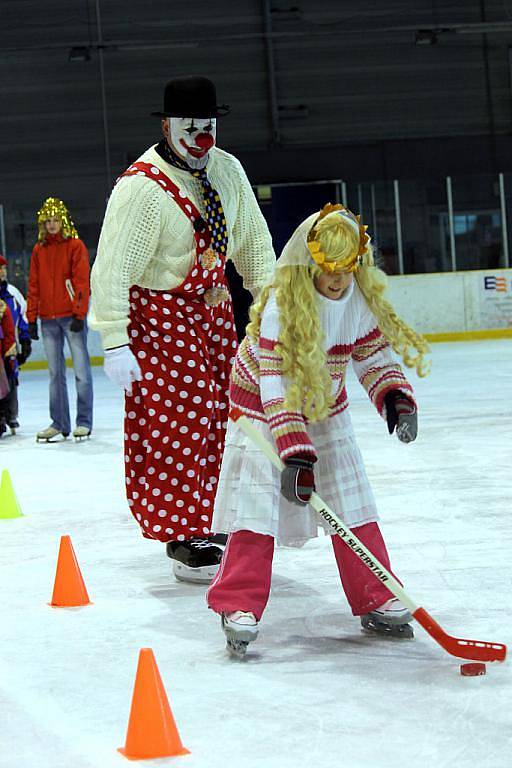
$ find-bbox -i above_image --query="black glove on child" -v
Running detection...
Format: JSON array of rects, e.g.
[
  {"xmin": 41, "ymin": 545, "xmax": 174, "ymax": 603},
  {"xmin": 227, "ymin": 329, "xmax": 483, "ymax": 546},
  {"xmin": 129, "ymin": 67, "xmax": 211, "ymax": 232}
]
[
  {"xmin": 17, "ymin": 338, "xmax": 32, "ymax": 366},
  {"xmin": 280, "ymin": 455, "xmax": 316, "ymax": 506},
  {"xmin": 385, "ymin": 390, "xmax": 418, "ymax": 443},
  {"xmin": 28, "ymin": 322, "xmax": 39, "ymax": 341},
  {"xmin": 69, "ymin": 316, "xmax": 84, "ymax": 333}
]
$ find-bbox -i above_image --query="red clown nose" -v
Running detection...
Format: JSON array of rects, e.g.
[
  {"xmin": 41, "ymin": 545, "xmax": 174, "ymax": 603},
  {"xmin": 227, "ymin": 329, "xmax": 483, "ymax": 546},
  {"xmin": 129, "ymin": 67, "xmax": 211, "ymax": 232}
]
[{"xmin": 195, "ymin": 133, "xmax": 215, "ymax": 150}]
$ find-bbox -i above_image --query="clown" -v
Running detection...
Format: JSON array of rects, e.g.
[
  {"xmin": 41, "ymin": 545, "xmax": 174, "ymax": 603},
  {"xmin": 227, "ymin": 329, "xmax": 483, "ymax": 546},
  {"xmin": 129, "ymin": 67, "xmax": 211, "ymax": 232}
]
[
  {"xmin": 90, "ymin": 75, "xmax": 276, "ymax": 583},
  {"xmin": 26, "ymin": 198, "xmax": 93, "ymax": 442}
]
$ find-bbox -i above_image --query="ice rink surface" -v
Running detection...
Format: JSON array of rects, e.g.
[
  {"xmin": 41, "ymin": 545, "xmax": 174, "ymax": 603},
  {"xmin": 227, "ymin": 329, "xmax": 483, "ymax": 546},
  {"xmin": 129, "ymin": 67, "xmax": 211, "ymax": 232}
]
[{"xmin": 1, "ymin": 340, "xmax": 511, "ymax": 768}]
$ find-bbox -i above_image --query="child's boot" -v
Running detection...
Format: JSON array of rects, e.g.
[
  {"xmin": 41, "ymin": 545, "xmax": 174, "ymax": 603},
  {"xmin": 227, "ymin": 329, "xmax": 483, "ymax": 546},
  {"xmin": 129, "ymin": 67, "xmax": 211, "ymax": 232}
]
[
  {"xmin": 222, "ymin": 610, "xmax": 259, "ymax": 658},
  {"xmin": 361, "ymin": 597, "xmax": 414, "ymax": 638}
]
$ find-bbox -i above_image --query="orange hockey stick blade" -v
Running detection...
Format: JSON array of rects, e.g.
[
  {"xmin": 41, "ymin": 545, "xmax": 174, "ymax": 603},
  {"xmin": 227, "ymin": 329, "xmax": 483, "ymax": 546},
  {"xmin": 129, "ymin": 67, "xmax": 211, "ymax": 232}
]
[{"xmin": 413, "ymin": 608, "xmax": 506, "ymax": 662}]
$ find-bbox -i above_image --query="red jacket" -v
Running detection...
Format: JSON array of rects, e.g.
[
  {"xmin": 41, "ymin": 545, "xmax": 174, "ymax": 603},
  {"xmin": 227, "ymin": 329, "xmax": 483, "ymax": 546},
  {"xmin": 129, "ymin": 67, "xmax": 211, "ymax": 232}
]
[
  {"xmin": 27, "ymin": 234, "xmax": 90, "ymax": 322},
  {"xmin": 0, "ymin": 299, "xmax": 16, "ymax": 357}
]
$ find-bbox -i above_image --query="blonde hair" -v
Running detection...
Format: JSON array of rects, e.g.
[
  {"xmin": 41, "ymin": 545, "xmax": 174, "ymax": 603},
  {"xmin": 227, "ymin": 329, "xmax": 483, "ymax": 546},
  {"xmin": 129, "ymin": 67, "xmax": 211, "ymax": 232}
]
[{"xmin": 247, "ymin": 212, "xmax": 430, "ymax": 422}]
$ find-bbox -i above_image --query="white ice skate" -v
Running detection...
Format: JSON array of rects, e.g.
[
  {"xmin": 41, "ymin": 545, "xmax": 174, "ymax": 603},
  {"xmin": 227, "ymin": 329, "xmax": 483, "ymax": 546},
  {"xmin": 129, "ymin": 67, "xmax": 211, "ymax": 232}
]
[
  {"xmin": 222, "ymin": 611, "xmax": 259, "ymax": 658},
  {"xmin": 73, "ymin": 426, "xmax": 91, "ymax": 441},
  {"xmin": 361, "ymin": 597, "xmax": 414, "ymax": 639},
  {"xmin": 36, "ymin": 426, "xmax": 69, "ymax": 443}
]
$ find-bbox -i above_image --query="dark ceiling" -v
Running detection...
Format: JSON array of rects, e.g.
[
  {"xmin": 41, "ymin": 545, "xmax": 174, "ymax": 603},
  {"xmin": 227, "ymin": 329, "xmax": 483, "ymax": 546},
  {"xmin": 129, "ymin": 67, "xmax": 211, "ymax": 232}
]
[{"xmin": 2, "ymin": 1, "xmax": 512, "ymax": 218}]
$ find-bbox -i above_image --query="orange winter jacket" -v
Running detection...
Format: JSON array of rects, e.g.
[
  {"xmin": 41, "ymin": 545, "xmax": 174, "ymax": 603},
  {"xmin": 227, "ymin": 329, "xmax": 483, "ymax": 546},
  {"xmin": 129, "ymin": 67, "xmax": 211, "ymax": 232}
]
[{"xmin": 27, "ymin": 234, "xmax": 90, "ymax": 322}]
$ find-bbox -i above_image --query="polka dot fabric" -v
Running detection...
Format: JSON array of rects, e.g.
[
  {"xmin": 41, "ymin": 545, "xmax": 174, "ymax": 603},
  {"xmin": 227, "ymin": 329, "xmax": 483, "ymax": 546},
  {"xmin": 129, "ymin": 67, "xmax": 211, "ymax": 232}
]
[{"xmin": 126, "ymin": 277, "xmax": 237, "ymax": 542}]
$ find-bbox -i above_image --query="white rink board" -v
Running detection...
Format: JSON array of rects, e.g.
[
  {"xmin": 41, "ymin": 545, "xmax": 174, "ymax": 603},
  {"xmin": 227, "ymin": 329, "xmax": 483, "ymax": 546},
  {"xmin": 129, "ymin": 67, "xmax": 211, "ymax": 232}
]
[{"xmin": 387, "ymin": 268, "xmax": 512, "ymax": 334}]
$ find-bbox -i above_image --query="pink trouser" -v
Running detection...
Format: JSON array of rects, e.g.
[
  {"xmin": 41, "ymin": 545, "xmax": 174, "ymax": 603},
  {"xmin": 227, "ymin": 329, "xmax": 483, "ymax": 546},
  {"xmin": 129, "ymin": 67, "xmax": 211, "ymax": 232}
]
[{"xmin": 207, "ymin": 523, "xmax": 400, "ymax": 621}]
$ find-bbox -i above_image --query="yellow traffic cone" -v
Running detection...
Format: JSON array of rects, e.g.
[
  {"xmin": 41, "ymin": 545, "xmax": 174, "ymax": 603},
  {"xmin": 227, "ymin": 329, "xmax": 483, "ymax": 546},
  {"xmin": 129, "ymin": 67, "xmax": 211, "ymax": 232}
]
[{"xmin": 0, "ymin": 470, "xmax": 23, "ymax": 519}]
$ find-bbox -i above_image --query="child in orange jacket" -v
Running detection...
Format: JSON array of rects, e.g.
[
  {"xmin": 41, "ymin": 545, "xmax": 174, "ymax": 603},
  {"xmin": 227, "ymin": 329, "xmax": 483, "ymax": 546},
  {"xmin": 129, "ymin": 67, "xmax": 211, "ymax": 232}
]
[{"xmin": 26, "ymin": 198, "xmax": 93, "ymax": 442}]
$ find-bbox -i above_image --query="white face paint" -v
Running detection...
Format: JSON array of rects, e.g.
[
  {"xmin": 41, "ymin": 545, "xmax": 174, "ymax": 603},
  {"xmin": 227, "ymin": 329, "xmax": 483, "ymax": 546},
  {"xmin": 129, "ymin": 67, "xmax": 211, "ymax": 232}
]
[{"xmin": 167, "ymin": 117, "xmax": 217, "ymax": 169}]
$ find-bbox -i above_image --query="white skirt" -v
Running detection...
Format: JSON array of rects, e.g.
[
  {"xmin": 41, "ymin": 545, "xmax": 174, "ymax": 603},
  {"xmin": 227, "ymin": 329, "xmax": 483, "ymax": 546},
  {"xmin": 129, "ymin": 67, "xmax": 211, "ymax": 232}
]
[{"xmin": 212, "ymin": 409, "xmax": 379, "ymax": 547}]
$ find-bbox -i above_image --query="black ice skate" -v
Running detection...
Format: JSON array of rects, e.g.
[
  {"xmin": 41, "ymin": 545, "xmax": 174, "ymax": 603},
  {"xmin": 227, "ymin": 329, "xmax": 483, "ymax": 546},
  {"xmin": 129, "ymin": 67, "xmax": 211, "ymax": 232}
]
[
  {"xmin": 166, "ymin": 537, "xmax": 223, "ymax": 584},
  {"xmin": 361, "ymin": 598, "xmax": 414, "ymax": 639},
  {"xmin": 8, "ymin": 420, "xmax": 19, "ymax": 436},
  {"xmin": 222, "ymin": 611, "xmax": 259, "ymax": 658}
]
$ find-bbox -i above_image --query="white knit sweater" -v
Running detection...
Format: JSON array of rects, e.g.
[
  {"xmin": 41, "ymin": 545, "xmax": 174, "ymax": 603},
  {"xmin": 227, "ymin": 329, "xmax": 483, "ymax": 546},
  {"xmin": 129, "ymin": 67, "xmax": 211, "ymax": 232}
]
[{"xmin": 90, "ymin": 144, "xmax": 276, "ymax": 349}]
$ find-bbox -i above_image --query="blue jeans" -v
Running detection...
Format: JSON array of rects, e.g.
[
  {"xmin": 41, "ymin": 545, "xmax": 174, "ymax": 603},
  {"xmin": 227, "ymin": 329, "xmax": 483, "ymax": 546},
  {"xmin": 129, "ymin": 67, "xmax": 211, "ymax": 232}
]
[{"xmin": 41, "ymin": 317, "xmax": 93, "ymax": 434}]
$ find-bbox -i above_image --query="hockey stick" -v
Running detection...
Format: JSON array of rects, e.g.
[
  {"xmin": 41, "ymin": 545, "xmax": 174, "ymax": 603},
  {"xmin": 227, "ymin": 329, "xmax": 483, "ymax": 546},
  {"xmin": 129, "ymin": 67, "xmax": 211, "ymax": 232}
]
[{"xmin": 230, "ymin": 409, "xmax": 507, "ymax": 663}]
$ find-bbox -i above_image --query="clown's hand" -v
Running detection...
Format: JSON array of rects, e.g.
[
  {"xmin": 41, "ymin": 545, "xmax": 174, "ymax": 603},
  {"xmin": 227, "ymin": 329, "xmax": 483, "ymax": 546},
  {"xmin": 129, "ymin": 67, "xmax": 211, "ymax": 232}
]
[{"xmin": 104, "ymin": 345, "xmax": 142, "ymax": 395}]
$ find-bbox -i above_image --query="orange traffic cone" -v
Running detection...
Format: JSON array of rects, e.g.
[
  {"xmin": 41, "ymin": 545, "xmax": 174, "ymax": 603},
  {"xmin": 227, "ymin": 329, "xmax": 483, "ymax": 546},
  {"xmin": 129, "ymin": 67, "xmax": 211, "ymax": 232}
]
[
  {"xmin": 118, "ymin": 648, "xmax": 190, "ymax": 760},
  {"xmin": 49, "ymin": 535, "xmax": 91, "ymax": 607}
]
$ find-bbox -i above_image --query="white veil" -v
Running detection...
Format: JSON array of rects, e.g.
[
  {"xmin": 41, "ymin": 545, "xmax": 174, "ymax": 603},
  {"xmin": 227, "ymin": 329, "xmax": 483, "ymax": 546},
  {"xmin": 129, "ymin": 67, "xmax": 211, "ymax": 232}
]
[{"xmin": 276, "ymin": 210, "xmax": 362, "ymax": 269}]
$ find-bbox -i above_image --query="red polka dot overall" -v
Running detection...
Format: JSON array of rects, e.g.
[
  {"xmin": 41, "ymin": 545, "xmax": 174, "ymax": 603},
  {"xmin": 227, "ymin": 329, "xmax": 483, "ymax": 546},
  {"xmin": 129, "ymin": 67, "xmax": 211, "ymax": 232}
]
[{"xmin": 122, "ymin": 162, "xmax": 238, "ymax": 542}]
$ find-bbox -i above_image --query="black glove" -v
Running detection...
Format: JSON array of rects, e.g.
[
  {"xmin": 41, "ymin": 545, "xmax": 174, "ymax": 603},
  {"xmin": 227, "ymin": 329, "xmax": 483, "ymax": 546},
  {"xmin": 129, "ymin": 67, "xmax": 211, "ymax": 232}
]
[
  {"xmin": 17, "ymin": 338, "xmax": 32, "ymax": 366},
  {"xmin": 280, "ymin": 455, "xmax": 316, "ymax": 506},
  {"xmin": 385, "ymin": 390, "xmax": 418, "ymax": 443},
  {"xmin": 28, "ymin": 322, "xmax": 39, "ymax": 341},
  {"xmin": 69, "ymin": 316, "xmax": 84, "ymax": 333}
]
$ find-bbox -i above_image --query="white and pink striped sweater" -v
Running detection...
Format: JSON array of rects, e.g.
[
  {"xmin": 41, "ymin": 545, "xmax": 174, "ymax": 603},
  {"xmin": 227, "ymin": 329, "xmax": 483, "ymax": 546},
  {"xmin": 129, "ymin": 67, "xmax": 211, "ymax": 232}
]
[{"xmin": 229, "ymin": 281, "xmax": 415, "ymax": 461}]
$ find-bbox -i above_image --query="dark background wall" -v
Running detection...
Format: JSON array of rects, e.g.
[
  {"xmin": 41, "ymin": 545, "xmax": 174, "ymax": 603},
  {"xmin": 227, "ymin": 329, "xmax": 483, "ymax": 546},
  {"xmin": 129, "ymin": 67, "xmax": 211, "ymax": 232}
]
[{"xmin": 2, "ymin": 0, "xmax": 512, "ymax": 279}]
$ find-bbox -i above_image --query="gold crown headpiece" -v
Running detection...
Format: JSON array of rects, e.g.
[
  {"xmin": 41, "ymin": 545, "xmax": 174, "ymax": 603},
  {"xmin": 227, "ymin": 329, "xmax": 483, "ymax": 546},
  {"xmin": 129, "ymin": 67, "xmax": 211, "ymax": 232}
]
[
  {"xmin": 307, "ymin": 203, "xmax": 370, "ymax": 273},
  {"xmin": 37, "ymin": 197, "xmax": 78, "ymax": 242}
]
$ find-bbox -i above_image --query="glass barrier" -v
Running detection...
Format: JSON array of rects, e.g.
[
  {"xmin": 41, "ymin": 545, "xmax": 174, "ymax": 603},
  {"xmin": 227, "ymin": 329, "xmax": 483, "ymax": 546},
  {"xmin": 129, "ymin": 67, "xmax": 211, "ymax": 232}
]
[
  {"xmin": 344, "ymin": 181, "xmax": 400, "ymax": 275},
  {"xmin": 451, "ymin": 174, "xmax": 504, "ymax": 271},
  {"xmin": 256, "ymin": 181, "xmax": 339, "ymax": 257}
]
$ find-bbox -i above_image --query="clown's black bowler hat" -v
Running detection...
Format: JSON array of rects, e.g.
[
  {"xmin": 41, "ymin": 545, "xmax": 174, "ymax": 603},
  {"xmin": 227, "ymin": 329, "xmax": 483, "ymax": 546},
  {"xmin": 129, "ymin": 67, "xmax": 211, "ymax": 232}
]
[{"xmin": 151, "ymin": 76, "xmax": 230, "ymax": 118}]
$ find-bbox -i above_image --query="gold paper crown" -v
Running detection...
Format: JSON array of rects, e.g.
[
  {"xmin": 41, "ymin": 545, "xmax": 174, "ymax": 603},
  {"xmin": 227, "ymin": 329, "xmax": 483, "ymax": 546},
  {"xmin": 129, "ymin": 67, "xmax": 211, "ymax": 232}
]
[
  {"xmin": 307, "ymin": 203, "xmax": 370, "ymax": 273},
  {"xmin": 37, "ymin": 197, "xmax": 78, "ymax": 242}
]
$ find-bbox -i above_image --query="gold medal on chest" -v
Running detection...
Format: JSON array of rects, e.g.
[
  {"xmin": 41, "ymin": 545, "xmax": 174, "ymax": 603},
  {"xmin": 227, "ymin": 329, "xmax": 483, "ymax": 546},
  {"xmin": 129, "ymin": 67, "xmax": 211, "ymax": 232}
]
[{"xmin": 200, "ymin": 247, "xmax": 218, "ymax": 271}]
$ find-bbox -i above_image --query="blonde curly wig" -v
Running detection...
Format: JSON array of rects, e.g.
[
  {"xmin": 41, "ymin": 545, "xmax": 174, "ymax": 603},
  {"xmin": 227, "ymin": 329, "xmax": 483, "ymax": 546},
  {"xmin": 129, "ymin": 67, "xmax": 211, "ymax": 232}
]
[{"xmin": 247, "ymin": 211, "xmax": 430, "ymax": 422}]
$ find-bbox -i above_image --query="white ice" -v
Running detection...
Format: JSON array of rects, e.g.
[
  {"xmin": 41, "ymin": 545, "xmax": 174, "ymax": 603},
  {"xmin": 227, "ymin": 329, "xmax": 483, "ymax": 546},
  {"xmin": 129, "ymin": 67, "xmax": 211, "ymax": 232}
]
[{"xmin": 1, "ymin": 340, "xmax": 511, "ymax": 768}]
